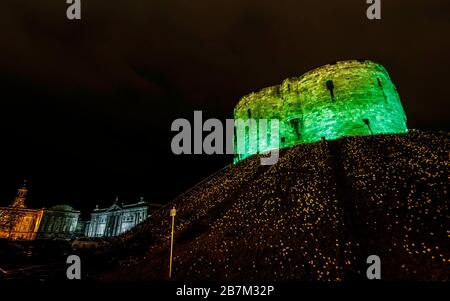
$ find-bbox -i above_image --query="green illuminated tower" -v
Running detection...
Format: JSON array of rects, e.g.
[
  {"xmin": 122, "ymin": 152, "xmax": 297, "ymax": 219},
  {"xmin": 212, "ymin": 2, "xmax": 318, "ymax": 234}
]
[{"xmin": 233, "ymin": 60, "xmax": 408, "ymax": 162}]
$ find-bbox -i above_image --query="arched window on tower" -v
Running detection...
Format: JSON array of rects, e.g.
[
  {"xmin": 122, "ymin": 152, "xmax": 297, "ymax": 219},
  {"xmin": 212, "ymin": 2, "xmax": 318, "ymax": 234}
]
[{"xmin": 326, "ymin": 80, "xmax": 335, "ymax": 101}]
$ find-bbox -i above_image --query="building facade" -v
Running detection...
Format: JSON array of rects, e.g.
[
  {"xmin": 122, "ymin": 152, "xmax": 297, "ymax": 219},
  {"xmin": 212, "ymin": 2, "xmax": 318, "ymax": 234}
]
[
  {"xmin": 0, "ymin": 181, "xmax": 44, "ymax": 241},
  {"xmin": 37, "ymin": 205, "xmax": 80, "ymax": 240},
  {"xmin": 1, "ymin": 182, "xmax": 162, "ymax": 241},
  {"xmin": 74, "ymin": 220, "xmax": 87, "ymax": 238},
  {"xmin": 85, "ymin": 197, "xmax": 162, "ymax": 238}
]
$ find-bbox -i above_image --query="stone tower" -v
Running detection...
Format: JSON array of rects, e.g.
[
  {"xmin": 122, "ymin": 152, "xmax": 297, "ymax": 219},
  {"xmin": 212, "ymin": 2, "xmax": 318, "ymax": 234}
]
[{"xmin": 233, "ymin": 60, "xmax": 408, "ymax": 162}]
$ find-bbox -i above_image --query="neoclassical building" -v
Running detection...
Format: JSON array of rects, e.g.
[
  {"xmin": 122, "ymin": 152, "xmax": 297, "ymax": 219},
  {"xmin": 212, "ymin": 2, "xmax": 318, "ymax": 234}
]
[
  {"xmin": 37, "ymin": 205, "xmax": 80, "ymax": 240},
  {"xmin": 85, "ymin": 197, "xmax": 162, "ymax": 238}
]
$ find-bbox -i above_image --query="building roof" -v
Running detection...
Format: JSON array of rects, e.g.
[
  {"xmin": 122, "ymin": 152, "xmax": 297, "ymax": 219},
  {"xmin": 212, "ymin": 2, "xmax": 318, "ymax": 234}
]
[
  {"xmin": 92, "ymin": 199, "xmax": 163, "ymax": 213},
  {"xmin": 49, "ymin": 204, "xmax": 80, "ymax": 213}
]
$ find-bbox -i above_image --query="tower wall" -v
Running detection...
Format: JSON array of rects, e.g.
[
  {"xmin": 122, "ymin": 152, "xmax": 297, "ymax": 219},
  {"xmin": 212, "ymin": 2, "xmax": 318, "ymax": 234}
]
[{"xmin": 234, "ymin": 60, "xmax": 408, "ymax": 162}]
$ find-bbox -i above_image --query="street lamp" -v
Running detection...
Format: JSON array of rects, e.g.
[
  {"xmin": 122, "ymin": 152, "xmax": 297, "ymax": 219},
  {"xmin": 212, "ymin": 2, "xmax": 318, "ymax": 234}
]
[{"xmin": 169, "ymin": 206, "xmax": 176, "ymax": 279}]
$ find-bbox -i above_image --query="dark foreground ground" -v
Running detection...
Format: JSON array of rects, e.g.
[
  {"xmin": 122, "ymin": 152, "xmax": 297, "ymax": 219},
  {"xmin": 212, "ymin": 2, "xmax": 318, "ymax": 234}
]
[{"xmin": 0, "ymin": 240, "xmax": 70, "ymax": 280}]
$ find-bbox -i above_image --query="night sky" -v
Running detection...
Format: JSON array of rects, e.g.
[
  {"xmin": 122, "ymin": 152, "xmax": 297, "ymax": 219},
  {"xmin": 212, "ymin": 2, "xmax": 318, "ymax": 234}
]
[{"xmin": 0, "ymin": 1, "xmax": 449, "ymax": 214}]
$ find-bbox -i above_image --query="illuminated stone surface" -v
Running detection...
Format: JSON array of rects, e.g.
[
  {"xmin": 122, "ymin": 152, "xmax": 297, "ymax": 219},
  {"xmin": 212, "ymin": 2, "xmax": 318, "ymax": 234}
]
[{"xmin": 234, "ymin": 60, "xmax": 408, "ymax": 162}]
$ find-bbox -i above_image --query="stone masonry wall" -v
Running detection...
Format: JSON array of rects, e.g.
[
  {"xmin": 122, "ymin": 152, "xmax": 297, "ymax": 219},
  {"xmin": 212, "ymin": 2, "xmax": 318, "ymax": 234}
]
[{"xmin": 234, "ymin": 60, "xmax": 408, "ymax": 162}]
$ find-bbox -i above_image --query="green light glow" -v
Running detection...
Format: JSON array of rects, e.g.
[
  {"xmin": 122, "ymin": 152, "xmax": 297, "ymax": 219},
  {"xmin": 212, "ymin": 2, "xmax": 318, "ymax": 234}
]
[{"xmin": 234, "ymin": 60, "xmax": 408, "ymax": 163}]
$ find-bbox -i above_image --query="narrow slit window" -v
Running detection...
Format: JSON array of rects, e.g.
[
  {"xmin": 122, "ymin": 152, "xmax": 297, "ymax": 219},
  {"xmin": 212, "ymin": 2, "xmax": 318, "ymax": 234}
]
[
  {"xmin": 377, "ymin": 77, "xmax": 387, "ymax": 103},
  {"xmin": 326, "ymin": 80, "xmax": 335, "ymax": 101},
  {"xmin": 377, "ymin": 78, "xmax": 383, "ymax": 87}
]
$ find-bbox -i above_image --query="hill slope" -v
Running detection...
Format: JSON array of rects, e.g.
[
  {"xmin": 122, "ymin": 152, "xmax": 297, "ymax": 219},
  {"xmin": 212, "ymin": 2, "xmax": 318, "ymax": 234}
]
[{"xmin": 96, "ymin": 130, "xmax": 449, "ymax": 281}]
